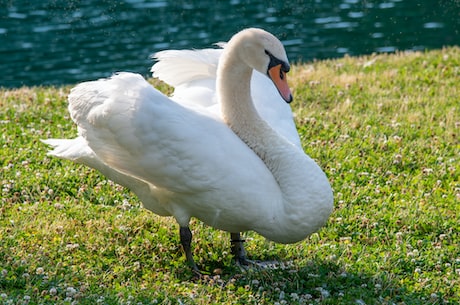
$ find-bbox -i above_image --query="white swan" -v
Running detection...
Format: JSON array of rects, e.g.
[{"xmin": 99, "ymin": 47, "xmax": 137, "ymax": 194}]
[{"xmin": 43, "ymin": 28, "xmax": 333, "ymax": 272}]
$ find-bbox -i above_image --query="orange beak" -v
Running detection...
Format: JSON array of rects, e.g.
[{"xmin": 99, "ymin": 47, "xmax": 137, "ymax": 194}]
[{"xmin": 268, "ymin": 64, "xmax": 293, "ymax": 103}]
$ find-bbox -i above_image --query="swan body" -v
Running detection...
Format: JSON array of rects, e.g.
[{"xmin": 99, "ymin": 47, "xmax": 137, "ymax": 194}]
[{"xmin": 43, "ymin": 28, "xmax": 333, "ymax": 270}]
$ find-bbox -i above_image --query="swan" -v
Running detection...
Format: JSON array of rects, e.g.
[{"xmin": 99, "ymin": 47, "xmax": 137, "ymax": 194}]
[{"xmin": 43, "ymin": 28, "xmax": 333, "ymax": 273}]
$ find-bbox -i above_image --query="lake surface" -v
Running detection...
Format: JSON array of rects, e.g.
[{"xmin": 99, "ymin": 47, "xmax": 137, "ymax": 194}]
[{"xmin": 1, "ymin": 0, "xmax": 459, "ymax": 87}]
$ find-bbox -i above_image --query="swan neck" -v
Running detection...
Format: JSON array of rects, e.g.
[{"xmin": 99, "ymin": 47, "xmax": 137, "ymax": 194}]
[{"xmin": 218, "ymin": 54, "xmax": 260, "ymax": 127}]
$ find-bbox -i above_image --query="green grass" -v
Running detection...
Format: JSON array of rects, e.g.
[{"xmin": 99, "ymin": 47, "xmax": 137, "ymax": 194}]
[{"xmin": 1, "ymin": 47, "xmax": 459, "ymax": 304}]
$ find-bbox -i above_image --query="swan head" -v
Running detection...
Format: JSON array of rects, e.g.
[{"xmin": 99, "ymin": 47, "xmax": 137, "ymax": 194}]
[{"xmin": 227, "ymin": 28, "xmax": 293, "ymax": 103}]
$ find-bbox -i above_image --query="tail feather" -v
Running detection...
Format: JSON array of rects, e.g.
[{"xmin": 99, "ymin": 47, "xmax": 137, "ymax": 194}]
[
  {"xmin": 41, "ymin": 137, "xmax": 92, "ymax": 162},
  {"xmin": 41, "ymin": 137, "xmax": 168, "ymax": 215}
]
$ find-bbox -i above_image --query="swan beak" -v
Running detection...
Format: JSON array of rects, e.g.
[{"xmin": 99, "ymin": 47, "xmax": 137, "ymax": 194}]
[{"xmin": 268, "ymin": 64, "xmax": 293, "ymax": 103}]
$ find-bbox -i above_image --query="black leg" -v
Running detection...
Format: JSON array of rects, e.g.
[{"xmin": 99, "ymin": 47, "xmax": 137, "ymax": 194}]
[
  {"xmin": 179, "ymin": 227, "xmax": 200, "ymax": 273},
  {"xmin": 230, "ymin": 232, "xmax": 249, "ymax": 265}
]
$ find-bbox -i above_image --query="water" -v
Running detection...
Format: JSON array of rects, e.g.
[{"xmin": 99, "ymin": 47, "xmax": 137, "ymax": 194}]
[{"xmin": 1, "ymin": 0, "xmax": 459, "ymax": 87}]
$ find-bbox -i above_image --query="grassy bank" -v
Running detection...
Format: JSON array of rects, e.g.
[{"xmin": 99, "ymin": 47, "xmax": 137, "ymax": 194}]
[{"xmin": 1, "ymin": 47, "xmax": 459, "ymax": 304}]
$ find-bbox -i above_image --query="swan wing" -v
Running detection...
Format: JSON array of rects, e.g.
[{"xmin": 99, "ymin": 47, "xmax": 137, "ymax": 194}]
[
  {"xmin": 68, "ymin": 72, "xmax": 280, "ymax": 228},
  {"xmin": 152, "ymin": 48, "xmax": 220, "ymax": 88}
]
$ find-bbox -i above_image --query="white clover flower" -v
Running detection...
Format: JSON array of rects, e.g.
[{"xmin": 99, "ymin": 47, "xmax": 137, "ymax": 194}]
[
  {"xmin": 66, "ymin": 287, "xmax": 77, "ymax": 297},
  {"xmin": 316, "ymin": 287, "xmax": 330, "ymax": 298},
  {"xmin": 279, "ymin": 291, "xmax": 285, "ymax": 300},
  {"xmin": 290, "ymin": 292, "xmax": 299, "ymax": 300},
  {"xmin": 302, "ymin": 293, "xmax": 312, "ymax": 300}
]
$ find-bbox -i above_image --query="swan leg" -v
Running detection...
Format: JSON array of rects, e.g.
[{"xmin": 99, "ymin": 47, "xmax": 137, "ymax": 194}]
[
  {"xmin": 179, "ymin": 227, "xmax": 200, "ymax": 274},
  {"xmin": 230, "ymin": 232, "xmax": 249, "ymax": 265}
]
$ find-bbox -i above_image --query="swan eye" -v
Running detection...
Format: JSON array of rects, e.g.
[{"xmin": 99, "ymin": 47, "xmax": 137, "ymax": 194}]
[{"xmin": 265, "ymin": 50, "xmax": 290, "ymax": 75}]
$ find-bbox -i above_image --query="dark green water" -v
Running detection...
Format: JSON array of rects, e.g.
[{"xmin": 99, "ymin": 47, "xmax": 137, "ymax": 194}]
[{"xmin": 1, "ymin": 0, "xmax": 459, "ymax": 87}]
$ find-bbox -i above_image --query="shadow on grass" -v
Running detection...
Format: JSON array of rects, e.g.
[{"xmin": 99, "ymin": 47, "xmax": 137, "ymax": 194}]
[{"xmin": 175, "ymin": 257, "xmax": 445, "ymax": 305}]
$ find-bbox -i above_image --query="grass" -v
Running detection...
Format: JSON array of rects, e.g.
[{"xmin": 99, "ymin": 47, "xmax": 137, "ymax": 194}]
[{"xmin": 1, "ymin": 47, "xmax": 459, "ymax": 304}]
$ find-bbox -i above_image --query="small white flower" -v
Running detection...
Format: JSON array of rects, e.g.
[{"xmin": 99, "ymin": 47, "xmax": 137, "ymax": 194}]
[
  {"xmin": 36, "ymin": 267, "xmax": 44, "ymax": 275},
  {"xmin": 290, "ymin": 293, "xmax": 299, "ymax": 300},
  {"xmin": 316, "ymin": 287, "xmax": 330, "ymax": 298},
  {"xmin": 66, "ymin": 243, "xmax": 80, "ymax": 251},
  {"xmin": 121, "ymin": 200, "xmax": 132, "ymax": 210},
  {"xmin": 302, "ymin": 293, "xmax": 312, "ymax": 300},
  {"xmin": 49, "ymin": 287, "xmax": 57, "ymax": 296},
  {"xmin": 66, "ymin": 287, "xmax": 77, "ymax": 297},
  {"xmin": 279, "ymin": 291, "xmax": 285, "ymax": 300}
]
